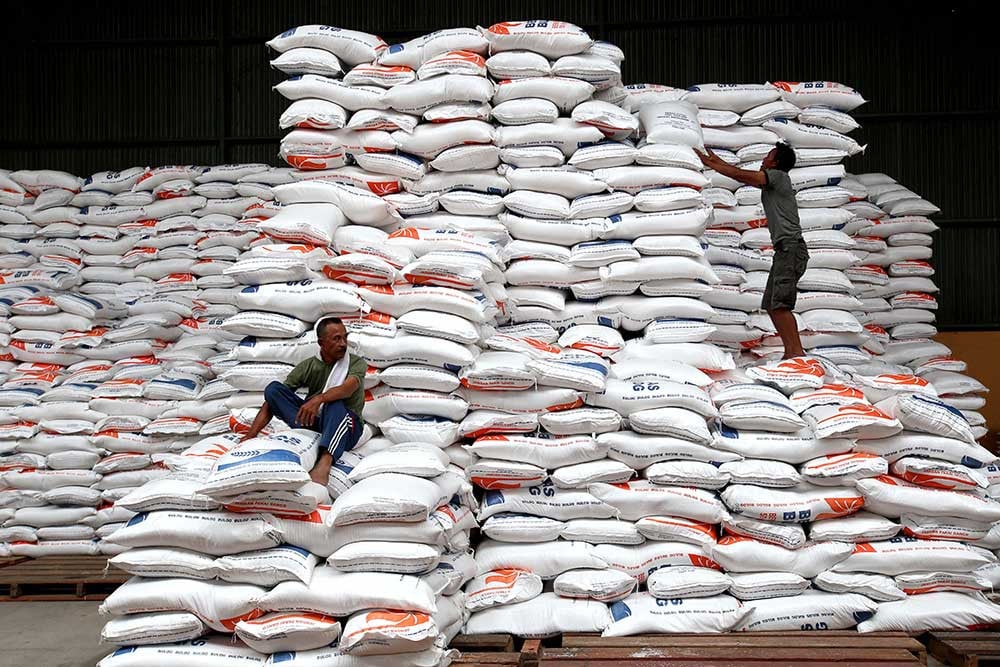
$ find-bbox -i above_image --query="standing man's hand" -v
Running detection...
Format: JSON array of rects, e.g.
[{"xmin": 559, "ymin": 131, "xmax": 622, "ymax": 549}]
[
  {"xmin": 296, "ymin": 396, "xmax": 325, "ymax": 427},
  {"xmin": 694, "ymin": 147, "xmax": 722, "ymax": 170}
]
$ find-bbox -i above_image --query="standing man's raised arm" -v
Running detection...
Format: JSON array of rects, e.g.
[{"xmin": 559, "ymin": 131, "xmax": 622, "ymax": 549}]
[{"xmin": 695, "ymin": 148, "xmax": 768, "ymax": 188}]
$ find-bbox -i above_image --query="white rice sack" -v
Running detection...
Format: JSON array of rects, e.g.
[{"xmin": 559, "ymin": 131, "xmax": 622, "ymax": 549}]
[
  {"xmin": 235, "ymin": 611, "xmax": 342, "ymax": 654},
  {"xmin": 479, "ymin": 21, "xmax": 592, "ymax": 58},
  {"xmin": 601, "ymin": 431, "xmax": 741, "ymax": 469},
  {"xmin": 809, "ymin": 511, "xmax": 901, "ymax": 543},
  {"xmin": 723, "ymin": 515, "xmax": 806, "ymax": 550},
  {"xmin": 770, "ymin": 80, "xmax": 867, "ymax": 112},
  {"xmin": 875, "ymin": 394, "xmax": 976, "ymax": 443},
  {"xmin": 857, "ymin": 592, "xmax": 1000, "ymax": 633},
  {"xmin": 104, "ymin": 510, "xmax": 281, "ymax": 555},
  {"xmin": 647, "ymin": 566, "xmax": 732, "ymax": 599},
  {"xmin": 353, "ymin": 332, "xmax": 479, "ymax": 369},
  {"xmin": 595, "ymin": 541, "xmax": 721, "ymax": 582},
  {"xmin": 235, "ymin": 281, "xmax": 367, "ymax": 321},
  {"xmin": 711, "ymin": 536, "xmax": 852, "ymax": 578},
  {"xmin": 612, "ymin": 340, "xmax": 734, "ymax": 372},
  {"xmin": 553, "ymin": 568, "xmax": 637, "ymax": 603},
  {"xmin": 736, "ymin": 590, "xmax": 876, "ymax": 631},
  {"xmin": 590, "ymin": 480, "xmax": 729, "ymax": 523},
  {"xmin": 832, "ymin": 537, "xmax": 995, "ymax": 575},
  {"xmin": 638, "ymin": 101, "xmax": 704, "ymax": 147},
  {"xmin": 474, "ymin": 539, "xmax": 607, "ymax": 579},
  {"xmin": 338, "ymin": 608, "xmax": 439, "ymax": 656},
  {"xmin": 481, "ymin": 514, "xmax": 563, "ymax": 543},
  {"xmin": 216, "ymin": 544, "xmax": 318, "ymax": 587},
  {"xmin": 901, "ymin": 514, "xmax": 993, "ymax": 542},
  {"xmin": 745, "ymin": 357, "xmax": 826, "ymax": 391},
  {"xmin": 685, "ymin": 83, "xmax": 781, "ymax": 112},
  {"xmin": 266, "ymin": 25, "xmax": 385, "ymax": 65},
  {"xmin": 628, "ymin": 407, "xmax": 713, "ymax": 443},
  {"xmin": 854, "ymin": 431, "xmax": 997, "ymax": 468},
  {"xmin": 813, "ymin": 570, "xmax": 906, "ymax": 602},
  {"xmin": 713, "ymin": 427, "xmax": 853, "ymax": 464},
  {"xmin": 551, "ymin": 459, "xmax": 634, "ymax": 488},
  {"xmin": 604, "ymin": 593, "xmax": 748, "ymax": 635},
  {"xmin": 199, "ymin": 430, "xmax": 320, "ymax": 497},
  {"xmin": 644, "ymin": 461, "xmax": 730, "ymax": 490},
  {"xmin": 890, "ymin": 456, "xmax": 988, "ymax": 492},
  {"xmin": 330, "ymin": 473, "xmax": 451, "ymax": 526},
  {"xmin": 466, "ymin": 434, "xmax": 607, "ymax": 469},
  {"xmin": 587, "ymin": 378, "xmax": 716, "ymax": 417},
  {"xmin": 728, "ymin": 571, "xmax": 810, "ymax": 601},
  {"xmin": 100, "ymin": 611, "xmax": 206, "ymax": 646},
  {"xmin": 718, "ymin": 399, "xmax": 806, "ymax": 433},
  {"xmin": 465, "ymin": 569, "xmax": 543, "ymax": 612},
  {"xmin": 539, "ymin": 407, "xmax": 622, "ymax": 435},
  {"xmin": 274, "ymin": 180, "xmax": 397, "ymax": 225},
  {"xmin": 99, "ymin": 577, "xmax": 266, "ymax": 632},
  {"xmin": 634, "ymin": 516, "xmax": 719, "ymax": 547},
  {"xmin": 468, "ymin": 459, "xmax": 547, "ymax": 490},
  {"xmin": 722, "ymin": 483, "xmax": 864, "ymax": 523},
  {"xmin": 464, "ymin": 592, "xmax": 610, "ymax": 638},
  {"xmin": 96, "ymin": 637, "xmax": 265, "ymax": 667},
  {"xmin": 800, "ymin": 453, "xmax": 889, "ymax": 486},
  {"xmin": 477, "ymin": 485, "xmax": 616, "ymax": 522},
  {"xmin": 347, "ymin": 444, "xmax": 449, "ymax": 483},
  {"xmin": 718, "ymin": 459, "xmax": 801, "ymax": 488},
  {"xmin": 260, "ymin": 567, "xmax": 437, "ymax": 616},
  {"xmin": 109, "ymin": 547, "xmax": 219, "ymax": 580},
  {"xmin": 856, "ymin": 475, "xmax": 1000, "ymax": 521}
]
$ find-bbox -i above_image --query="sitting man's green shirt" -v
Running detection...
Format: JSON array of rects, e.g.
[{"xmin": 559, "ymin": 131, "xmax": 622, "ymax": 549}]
[{"xmin": 283, "ymin": 352, "xmax": 367, "ymax": 418}]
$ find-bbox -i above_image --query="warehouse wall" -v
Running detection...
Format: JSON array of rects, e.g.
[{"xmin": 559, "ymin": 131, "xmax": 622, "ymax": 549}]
[{"xmin": 1, "ymin": 0, "xmax": 997, "ymax": 330}]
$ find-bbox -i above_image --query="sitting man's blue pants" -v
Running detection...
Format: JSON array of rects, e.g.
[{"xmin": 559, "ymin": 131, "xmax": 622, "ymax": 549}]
[{"xmin": 263, "ymin": 381, "xmax": 362, "ymax": 460}]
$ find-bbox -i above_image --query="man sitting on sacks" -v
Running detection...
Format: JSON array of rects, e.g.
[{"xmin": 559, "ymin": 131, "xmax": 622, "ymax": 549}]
[
  {"xmin": 242, "ymin": 316, "xmax": 366, "ymax": 485},
  {"xmin": 696, "ymin": 142, "xmax": 810, "ymax": 360}
]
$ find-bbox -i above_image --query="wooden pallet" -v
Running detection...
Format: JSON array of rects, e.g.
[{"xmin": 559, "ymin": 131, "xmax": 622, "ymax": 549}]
[
  {"xmin": 927, "ymin": 631, "xmax": 1000, "ymax": 667},
  {"xmin": 450, "ymin": 634, "xmax": 536, "ymax": 666},
  {"xmin": 548, "ymin": 632, "xmax": 926, "ymax": 665},
  {"xmin": 0, "ymin": 556, "xmax": 126, "ymax": 601},
  {"xmin": 452, "ymin": 632, "xmax": 926, "ymax": 666}
]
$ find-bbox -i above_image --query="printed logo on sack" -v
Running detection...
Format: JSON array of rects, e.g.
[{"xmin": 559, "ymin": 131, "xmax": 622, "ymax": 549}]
[
  {"xmin": 360, "ymin": 610, "xmax": 430, "ymax": 632},
  {"xmin": 609, "ymin": 600, "xmax": 632, "ymax": 621},
  {"xmin": 912, "ymin": 394, "xmax": 966, "ymax": 419},
  {"xmin": 484, "ymin": 491, "xmax": 505, "ymax": 506},
  {"xmin": 817, "ymin": 404, "xmax": 892, "ymax": 425},
  {"xmin": 125, "ymin": 513, "xmax": 148, "ymax": 526},
  {"xmin": 217, "ymin": 449, "xmax": 302, "ymax": 471},
  {"xmin": 485, "ymin": 569, "xmax": 526, "ymax": 589},
  {"xmin": 816, "ymin": 495, "xmax": 864, "ymax": 520}
]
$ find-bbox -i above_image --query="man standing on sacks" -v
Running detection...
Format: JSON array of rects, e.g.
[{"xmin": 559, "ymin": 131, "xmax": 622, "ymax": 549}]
[
  {"xmin": 696, "ymin": 142, "xmax": 810, "ymax": 359},
  {"xmin": 243, "ymin": 316, "xmax": 366, "ymax": 485}
]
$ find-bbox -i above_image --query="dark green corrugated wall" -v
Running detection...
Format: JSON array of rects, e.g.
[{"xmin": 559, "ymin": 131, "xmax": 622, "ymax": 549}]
[{"xmin": 1, "ymin": 0, "xmax": 997, "ymax": 328}]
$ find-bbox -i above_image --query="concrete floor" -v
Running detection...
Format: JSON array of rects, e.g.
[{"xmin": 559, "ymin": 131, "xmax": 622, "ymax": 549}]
[
  {"xmin": 0, "ymin": 602, "xmax": 107, "ymax": 667},
  {"xmin": 0, "ymin": 601, "xmax": 951, "ymax": 667}
]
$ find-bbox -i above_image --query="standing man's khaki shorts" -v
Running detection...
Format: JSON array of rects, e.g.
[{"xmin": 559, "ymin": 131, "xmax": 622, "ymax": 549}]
[{"xmin": 762, "ymin": 238, "xmax": 810, "ymax": 310}]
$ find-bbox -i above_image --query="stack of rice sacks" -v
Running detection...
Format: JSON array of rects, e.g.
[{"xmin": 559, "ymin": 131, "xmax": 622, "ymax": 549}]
[
  {"xmin": 1, "ymin": 17, "xmax": 997, "ymax": 655},
  {"xmin": 447, "ymin": 32, "xmax": 999, "ymax": 636},
  {"xmin": 0, "ymin": 164, "xmax": 289, "ymax": 561}
]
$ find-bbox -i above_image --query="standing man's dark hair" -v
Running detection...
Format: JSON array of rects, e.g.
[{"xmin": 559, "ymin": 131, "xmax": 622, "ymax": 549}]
[{"xmin": 772, "ymin": 142, "xmax": 796, "ymax": 172}]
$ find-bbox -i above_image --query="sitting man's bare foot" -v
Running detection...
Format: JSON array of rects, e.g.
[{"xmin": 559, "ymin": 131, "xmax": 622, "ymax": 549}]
[{"xmin": 309, "ymin": 451, "xmax": 333, "ymax": 486}]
